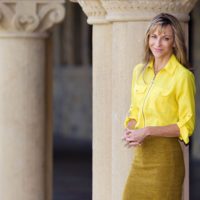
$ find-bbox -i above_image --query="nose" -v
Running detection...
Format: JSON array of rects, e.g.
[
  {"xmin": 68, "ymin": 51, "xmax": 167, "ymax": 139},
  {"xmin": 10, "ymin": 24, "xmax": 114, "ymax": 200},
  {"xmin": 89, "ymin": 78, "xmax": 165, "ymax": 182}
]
[{"xmin": 155, "ymin": 38, "xmax": 161, "ymax": 47}]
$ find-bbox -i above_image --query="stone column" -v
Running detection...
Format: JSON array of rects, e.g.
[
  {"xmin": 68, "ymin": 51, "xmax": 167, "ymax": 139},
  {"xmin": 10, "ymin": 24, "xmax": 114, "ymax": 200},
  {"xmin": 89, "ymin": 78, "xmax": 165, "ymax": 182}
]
[
  {"xmin": 70, "ymin": 1, "xmax": 113, "ymax": 199},
  {"xmin": 0, "ymin": 1, "xmax": 65, "ymax": 200},
  {"xmin": 74, "ymin": 1, "xmax": 112, "ymax": 199},
  {"xmin": 72, "ymin": 0, "xmax": 198, "ymax": 200}
]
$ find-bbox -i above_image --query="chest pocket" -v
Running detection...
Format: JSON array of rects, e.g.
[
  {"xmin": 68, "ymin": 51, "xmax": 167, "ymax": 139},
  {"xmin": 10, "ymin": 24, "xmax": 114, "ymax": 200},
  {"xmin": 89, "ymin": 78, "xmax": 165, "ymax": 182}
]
[
  {"xmin": 155, "ymin": 87, "xmax": 176, "ymax": 113},
  {"xmin": 156, "ymin": 88, "xmax": 175, "ymax": 106},
  {"xmin": 134, "ymin": 84, "xmax": 147, "ymax": 104},
  {"xmin": 160, "ymin": 89, "xmax": 171, "ymax": 96},
  {"xmin": 134, "ymin": 84, "xmax": 147, "ymax": 94}
]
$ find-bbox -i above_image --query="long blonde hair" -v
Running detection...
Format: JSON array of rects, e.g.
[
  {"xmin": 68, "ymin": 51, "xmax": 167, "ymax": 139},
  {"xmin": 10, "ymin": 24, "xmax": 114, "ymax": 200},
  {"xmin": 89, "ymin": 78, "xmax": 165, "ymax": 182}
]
[{"xmin": 141, "ymin": 13, "xmax": 189, "ymax": 75}]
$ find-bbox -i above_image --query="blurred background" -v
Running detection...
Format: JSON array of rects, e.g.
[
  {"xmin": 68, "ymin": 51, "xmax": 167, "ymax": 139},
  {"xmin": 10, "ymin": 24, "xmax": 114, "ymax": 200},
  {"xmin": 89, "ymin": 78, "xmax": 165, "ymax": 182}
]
[
  {"xmin": 52, "ymin": 2, "xmax": 92, "ymax": 200},
  {"xmin": 52, "ymin": 1, "xmax": 200, "ymax": 200}
]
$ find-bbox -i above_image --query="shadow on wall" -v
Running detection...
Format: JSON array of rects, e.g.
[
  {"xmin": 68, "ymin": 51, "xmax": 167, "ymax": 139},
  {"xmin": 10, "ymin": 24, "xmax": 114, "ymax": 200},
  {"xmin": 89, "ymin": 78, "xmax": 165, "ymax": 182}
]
[{"xmin": 190, "ymin": 1, "xmax": 200, "ymax": 200}]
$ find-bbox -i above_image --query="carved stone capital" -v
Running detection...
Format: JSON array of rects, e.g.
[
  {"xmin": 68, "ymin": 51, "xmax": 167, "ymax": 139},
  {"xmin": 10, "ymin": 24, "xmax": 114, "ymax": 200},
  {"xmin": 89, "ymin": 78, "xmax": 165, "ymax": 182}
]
[
  {"xmin": 72, "ymin": 0, "xmax": 198, "ymax": 24},
  {"xmin": 70, "ymin": 0, "xmax": 108, "ymax": 24},
  {"xmin": 101, "ymin": 0, "xmax": 198, "ymax": 22},
  {"xmin": 0, "ymin": 0, "xmax": 65, "ymax": 36}
]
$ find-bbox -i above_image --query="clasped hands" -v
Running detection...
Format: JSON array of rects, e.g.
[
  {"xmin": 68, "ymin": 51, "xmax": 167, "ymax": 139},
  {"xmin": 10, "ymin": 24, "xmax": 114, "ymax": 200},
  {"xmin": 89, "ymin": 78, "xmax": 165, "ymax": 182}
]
[{"xmin": 122, "ymin": 127, "xmax": 147, "ymax": 148}]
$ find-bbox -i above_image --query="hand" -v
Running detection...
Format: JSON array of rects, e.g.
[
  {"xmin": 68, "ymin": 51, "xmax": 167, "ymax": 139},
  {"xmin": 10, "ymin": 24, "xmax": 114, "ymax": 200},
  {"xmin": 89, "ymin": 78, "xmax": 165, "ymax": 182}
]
[
  {"xmin": 122, "ymin": 128, "xmax": 140, "ymax": 148},
  {"xmin": 122, "ymin": 128, "xmax": 148, "ymax": 148}
]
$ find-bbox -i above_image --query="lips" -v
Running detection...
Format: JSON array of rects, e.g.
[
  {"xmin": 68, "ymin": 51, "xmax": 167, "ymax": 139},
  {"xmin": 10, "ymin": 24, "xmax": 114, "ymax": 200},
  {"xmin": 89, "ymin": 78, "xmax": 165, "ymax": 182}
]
[{"xmin": 153, "ymin": 48, "xmax": 162, "ymax": 52}]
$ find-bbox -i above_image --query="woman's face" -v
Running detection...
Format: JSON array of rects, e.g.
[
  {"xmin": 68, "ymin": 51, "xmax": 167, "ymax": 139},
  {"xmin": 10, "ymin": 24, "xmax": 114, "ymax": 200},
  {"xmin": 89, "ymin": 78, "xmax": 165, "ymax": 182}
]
[{"xmin": 149, "ymin": 25, "xmax": 174, "ymax": 60}]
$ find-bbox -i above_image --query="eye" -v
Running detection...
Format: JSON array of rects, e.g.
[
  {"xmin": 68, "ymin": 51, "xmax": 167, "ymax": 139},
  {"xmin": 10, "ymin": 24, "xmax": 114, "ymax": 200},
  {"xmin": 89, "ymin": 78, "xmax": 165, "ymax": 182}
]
[
  {"xmin": 164, "ymin": 37, "xmax": 170, "ymax": 41},
  {"xmin": 150, "ymin": 34, "xmax": 157, "ymax": 39}
]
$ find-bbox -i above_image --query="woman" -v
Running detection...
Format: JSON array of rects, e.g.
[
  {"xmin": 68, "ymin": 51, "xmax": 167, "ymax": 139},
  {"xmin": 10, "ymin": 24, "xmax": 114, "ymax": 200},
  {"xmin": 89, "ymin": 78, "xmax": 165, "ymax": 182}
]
[{"xmin": 122, "ymin": 13, "xmax": 196, "ymax": 200}]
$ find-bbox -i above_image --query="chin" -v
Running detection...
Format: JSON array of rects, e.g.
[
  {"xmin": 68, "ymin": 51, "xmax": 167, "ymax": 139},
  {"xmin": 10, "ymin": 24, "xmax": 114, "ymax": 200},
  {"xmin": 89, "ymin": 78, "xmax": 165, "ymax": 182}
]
[
  {"xmin": 152, "ymin": 52, "xmax": 170, "ymax": 59},
  {"xmin": 152, "ymin": 53, "xmax": 163, "ymax": 59}
]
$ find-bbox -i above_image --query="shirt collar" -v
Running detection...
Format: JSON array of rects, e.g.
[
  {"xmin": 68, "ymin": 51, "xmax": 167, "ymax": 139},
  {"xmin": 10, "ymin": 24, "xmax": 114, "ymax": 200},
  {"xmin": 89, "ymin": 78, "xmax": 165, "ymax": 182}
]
[{"xmin": 147, "ymin": 54, "xmax": 178, "ymax": 74}]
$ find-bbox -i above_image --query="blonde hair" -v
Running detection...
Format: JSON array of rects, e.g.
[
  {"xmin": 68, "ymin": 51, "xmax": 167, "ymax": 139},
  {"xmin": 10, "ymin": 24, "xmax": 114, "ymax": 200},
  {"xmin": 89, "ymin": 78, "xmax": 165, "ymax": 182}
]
[{"xmin": 141, "ymin": 13, "xmax": 189, "ymax": 76}]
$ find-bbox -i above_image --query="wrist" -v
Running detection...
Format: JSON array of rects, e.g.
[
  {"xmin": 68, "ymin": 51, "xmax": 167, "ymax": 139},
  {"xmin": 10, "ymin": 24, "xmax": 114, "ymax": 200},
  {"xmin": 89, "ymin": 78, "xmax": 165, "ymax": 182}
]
[{"xmin": 127, "ymin": 119, "xmax": 136, "ymax": 129}]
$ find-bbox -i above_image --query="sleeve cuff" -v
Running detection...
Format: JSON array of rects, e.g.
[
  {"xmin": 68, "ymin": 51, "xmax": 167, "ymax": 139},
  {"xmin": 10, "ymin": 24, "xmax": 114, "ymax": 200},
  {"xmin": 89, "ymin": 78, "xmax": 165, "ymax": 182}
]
[{"xmin": 177, "ymin": 123, "xmax": 190, "ymax": 144}]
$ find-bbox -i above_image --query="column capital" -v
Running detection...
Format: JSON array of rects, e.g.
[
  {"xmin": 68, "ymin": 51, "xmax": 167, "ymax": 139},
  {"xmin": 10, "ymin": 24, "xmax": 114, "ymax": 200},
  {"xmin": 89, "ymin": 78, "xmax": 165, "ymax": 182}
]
[
  {"xmin": 72, "ymin": 0, "xmax": 198, "ymax": 24},
  {"xmin": 101, "ymin": 0, "xmax": 198, "ymax": 22},
  {"xmin": 0, "ymin": 0, "xmax": 65, "ymax": 37},
  {"xmin": 70, "ymin": 0, "xmax": 108, "ymax": 24}
]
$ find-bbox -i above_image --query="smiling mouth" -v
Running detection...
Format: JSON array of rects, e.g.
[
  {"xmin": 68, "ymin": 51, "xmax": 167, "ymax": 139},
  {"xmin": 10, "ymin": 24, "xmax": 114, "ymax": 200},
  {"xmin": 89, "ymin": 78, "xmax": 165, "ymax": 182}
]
[{"xmin": 154, "ymin": 48, "xmax": 162, "ymax": 51}]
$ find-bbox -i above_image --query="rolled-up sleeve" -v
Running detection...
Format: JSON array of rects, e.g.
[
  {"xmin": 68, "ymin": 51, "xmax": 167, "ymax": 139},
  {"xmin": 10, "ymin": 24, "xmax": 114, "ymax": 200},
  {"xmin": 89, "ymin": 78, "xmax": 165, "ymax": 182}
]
[
  {"xmin": 176, "ymin": 71, "xmax": 196, "ymax": 144},
  {"xmin": 124, "ymin": 66, "xmax": 139, "ymax": 128}
]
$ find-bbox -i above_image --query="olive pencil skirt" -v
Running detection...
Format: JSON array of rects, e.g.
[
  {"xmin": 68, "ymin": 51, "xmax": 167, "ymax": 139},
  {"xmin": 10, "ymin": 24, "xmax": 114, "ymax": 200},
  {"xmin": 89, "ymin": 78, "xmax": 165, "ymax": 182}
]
[{"xmin": 123, "ymin": 136, "xmax": 185, "ymax": 200}]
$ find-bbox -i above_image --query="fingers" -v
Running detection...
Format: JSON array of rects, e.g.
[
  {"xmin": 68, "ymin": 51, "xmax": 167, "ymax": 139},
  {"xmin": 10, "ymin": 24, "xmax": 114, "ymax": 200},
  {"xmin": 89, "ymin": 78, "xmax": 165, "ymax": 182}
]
[
  {"xmin": 126, "ymin": 141, "xmax": 141, "ymax": 148},
  {"xmin": 122, "ymin": 128, "xmax": 142, "ymax": 148},
  {"xmin": 124, "ymin": 128, "xmax": 131, "ymax": 135},
  {"xmin": 122, "ymin": 128, "xmax": 132, "ymax": 141},
  {"xmin": 122, "ymin": 136, "xmax": 141, "ymax": 148},
  {"xmin": 125, "ymin": 128, "xmax": 133, "ymax": 136}
]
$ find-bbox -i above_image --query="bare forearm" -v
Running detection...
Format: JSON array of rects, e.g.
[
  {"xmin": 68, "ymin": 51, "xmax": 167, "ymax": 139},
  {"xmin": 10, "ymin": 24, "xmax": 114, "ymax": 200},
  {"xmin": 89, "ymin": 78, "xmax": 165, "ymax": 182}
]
[
  {"xmin": 123, "ymin": 124, "xmax": 180, "ymax": 148},
  {"xmin": 145, "ymin": 124, "xmax": 180, "ymax": 138}
]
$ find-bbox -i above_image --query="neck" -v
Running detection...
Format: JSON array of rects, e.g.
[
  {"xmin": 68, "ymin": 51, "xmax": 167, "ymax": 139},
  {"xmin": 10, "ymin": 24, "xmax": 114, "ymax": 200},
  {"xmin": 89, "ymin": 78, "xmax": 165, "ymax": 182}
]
[{"xmin": 154, "ymin": 54, "xmax": 172, "ymax": 73}]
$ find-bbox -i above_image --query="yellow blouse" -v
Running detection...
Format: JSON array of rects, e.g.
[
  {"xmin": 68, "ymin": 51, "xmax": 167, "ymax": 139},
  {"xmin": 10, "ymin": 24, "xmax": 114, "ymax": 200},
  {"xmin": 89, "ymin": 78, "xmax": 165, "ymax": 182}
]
[{"xmin": 124, "ymin": 54, "xmax": 196, "ymax": 144}]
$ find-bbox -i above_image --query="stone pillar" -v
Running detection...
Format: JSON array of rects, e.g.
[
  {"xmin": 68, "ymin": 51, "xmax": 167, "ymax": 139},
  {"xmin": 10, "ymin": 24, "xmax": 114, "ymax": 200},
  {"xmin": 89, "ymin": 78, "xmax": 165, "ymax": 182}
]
[
  {"xmin": 72, "ymin": 0, "xmax": 198, "ymax": 200},
  {"xmin": 70, "ymin": 1, "xmax": 112, "ymax": 199},
  {"xmin": 0, "ymin": 1, "xmax": 65, "ymax": 200}
]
